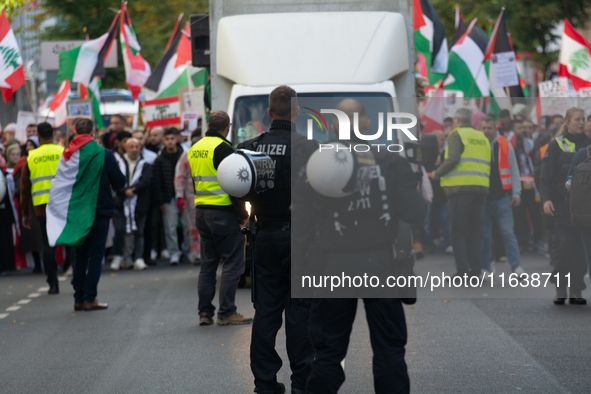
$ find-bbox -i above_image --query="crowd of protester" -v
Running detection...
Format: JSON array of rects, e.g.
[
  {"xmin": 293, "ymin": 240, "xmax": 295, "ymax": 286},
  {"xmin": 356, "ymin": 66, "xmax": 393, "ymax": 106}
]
[
  {"xmin": 0, "ymin": 116, "xmax": 203, "ymax": 276},
  {"xmin": 419, "ymin": 107, "xmax": 591, "ymax": 302},
  {"xmin": 1, "ymin": 105, "xmax": 590, "ymax": 304}
]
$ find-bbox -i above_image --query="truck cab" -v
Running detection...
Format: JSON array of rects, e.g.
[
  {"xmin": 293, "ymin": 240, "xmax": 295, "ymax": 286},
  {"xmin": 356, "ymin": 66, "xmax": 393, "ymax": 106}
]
[{"xmin": 211, "ymin": 11, "xmax": 415, "ymax": 145}]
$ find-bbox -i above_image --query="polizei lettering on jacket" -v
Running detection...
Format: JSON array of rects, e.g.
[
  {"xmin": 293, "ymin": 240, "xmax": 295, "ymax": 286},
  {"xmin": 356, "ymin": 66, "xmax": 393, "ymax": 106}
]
[
  {"xmin": 33, "ymin": 154, "xmax": 61, "ymax": 164},
  {"xmin": 255, "ymin": 144, "xmax": 287, "ymax": 156}
]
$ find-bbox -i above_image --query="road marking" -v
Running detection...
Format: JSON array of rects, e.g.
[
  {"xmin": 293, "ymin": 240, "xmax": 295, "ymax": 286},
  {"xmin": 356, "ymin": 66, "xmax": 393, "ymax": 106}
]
[
  {"xmin": 58, "ymin": 276, "xmax": 67, "ymax": 282},
  {"xmin": 38, "ymin": 287, "xmax": 49, "ymax": 292},
  {"xmin": 0, "ymin": 313, "xmax": 8, "ymax": 319},
  {"xmin": 28, "ymin": 293, "xmax": 40, "ymax": 298},
  {"xmin": 6, "ymin": 306, "xmax": 20, "ymax": 311},
  {"xmin": 17, "ymin": 299, "xmax": 31, "ymax": 305}
]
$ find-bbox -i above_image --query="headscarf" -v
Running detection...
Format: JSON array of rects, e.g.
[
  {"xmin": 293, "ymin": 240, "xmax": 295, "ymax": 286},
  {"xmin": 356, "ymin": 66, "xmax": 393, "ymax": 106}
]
[
  {"xmin": 27, "ymin": 136, "xmax": 39, "ymax": 149},
  {"xmin": 5, "ymin": 143, "xmax": 20, "ymax": 168},
  {"xmin": 471, "ymin": 111, "xmax": 487, "ymax": 130}
]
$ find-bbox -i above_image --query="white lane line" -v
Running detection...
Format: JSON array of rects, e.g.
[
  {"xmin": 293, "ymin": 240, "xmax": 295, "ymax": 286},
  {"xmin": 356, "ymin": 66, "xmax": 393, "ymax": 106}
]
[
  {"xmin": 58, "ymin": 277, "xmax": 67, "ymax": 282},
  {"xmin": 17, "ymin": 299, "xmax": 32, "ymax": 305},
  {"xmin": 28, "ymin": 293, "xmax": 40, "ymax": 298},
  {"xmin": 6, "ymin": 306, "xmax": 20, "ymax": 311},
  {"xmin": 38, "ymin": 287, "xmax": 49, "ymax": 292},
  {"xmin": 0, "ymin": 313, "xmax": 8, "ymax": 319}
]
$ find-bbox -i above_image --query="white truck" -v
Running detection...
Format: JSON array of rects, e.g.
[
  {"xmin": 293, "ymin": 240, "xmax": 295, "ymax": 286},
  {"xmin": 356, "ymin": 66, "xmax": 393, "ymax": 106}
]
[{"xmin": 208, "ymin": 0, "xmax": 416, "ymax": 145}]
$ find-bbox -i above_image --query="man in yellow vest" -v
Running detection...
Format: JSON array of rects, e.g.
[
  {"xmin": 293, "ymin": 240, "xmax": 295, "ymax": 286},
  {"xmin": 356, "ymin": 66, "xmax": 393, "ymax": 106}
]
[
  {"xmin": 431, "ymin": 108, "xmax": 491, "ymax": 277},
  {"xmin": 188, "ymin": 111, "xmax": 251, "ymax": 326},
  {"xmin": 20, "ymin": 122, "xmax": 64, "ymax": 294}
]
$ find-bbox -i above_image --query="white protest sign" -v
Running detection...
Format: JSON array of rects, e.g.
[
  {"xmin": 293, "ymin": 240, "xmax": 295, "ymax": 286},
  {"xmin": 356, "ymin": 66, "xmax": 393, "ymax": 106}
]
[{"xmin": 491, "ymin": 51, "xmax": 519, "ymax": 88}]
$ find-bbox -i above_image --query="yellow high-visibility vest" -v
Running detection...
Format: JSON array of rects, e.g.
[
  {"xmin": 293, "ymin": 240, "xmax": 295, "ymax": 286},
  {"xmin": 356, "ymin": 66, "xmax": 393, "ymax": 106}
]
[
  {"xmin": 188, "ymin": 136, "xmax": 232, "ymax": 206},
  {"xmin": 441, "ymin": 127, "xmax": 491, "ymax": 188},
  {"xmin": 27, "ymin": 143, "xmax": 64, "ymax": 206}
]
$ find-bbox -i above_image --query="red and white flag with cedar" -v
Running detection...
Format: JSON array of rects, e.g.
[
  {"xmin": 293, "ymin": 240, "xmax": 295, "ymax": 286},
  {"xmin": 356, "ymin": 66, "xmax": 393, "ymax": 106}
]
[
  {"xmin": 559, "ymin": 19, "xmax": 591, "ymax": 91},
  {"xmin": 120, "ymin": 2, "xmax": 151, "ymax": 100},
  {"xmin": 0, "ymin": 11, "xmax": 25, "ymax": 102},
  {"xmin": 49, "ymin": 80, "xmax": 71, "ymax": 127}
]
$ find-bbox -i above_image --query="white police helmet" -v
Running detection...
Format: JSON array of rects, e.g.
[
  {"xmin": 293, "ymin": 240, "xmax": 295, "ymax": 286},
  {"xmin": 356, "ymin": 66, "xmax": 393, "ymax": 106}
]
[
  {"xmin": 306, "ymin": 143, "xmax": 355, "ymax": 198},
  {"xmin": 217, "ymin": 149, "xmax": 274, "ymax": 198}
]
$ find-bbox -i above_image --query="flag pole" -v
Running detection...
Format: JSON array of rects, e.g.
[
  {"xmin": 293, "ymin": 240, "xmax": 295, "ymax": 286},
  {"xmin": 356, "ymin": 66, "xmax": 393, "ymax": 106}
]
[{"xmin": 505, "ymin": 87, "xmax": 514, "ymax": 118}]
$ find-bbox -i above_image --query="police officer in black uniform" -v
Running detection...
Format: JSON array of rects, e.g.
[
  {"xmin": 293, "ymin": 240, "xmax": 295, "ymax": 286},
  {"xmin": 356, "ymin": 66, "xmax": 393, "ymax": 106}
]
[
  {"xmin": 240, "ymin": 86, "xmax": 318, "ymax": 394},
  {"xmin": 302, "ymin": 99, "xmax": 428, "ymax": 394}
]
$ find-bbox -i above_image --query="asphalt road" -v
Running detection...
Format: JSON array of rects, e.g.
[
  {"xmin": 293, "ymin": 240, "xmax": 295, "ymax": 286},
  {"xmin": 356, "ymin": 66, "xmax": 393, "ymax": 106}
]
[{"xmin": 1, "ymin": 252, "xmax": 590, "ymax": 394}]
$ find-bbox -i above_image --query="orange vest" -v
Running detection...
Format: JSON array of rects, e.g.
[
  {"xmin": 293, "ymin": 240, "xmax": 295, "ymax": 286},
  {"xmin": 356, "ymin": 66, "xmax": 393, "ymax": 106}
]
[
  {"xmin": 539, "ymin": 143, "xmax": 549, "ymax": 162},
  {"xmin": 497, "ymin": 135, "xmax": 512, "ymax": 190}
]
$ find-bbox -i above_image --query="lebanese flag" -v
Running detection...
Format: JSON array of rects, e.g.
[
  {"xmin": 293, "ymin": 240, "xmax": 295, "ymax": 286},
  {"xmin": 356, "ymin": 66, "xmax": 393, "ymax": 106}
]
[
  {"xmin": 49, "ymin": 80, "xmax": 71, "ymax": 127},
  {"xmin": 46, "ymin": 135, "xmax": 105, "ymax": 247},
  {"xmin": 144, "ymin": 14, "xmax": 191, "ymax": 97},
  {"xmin": 120, "ymin": 2, "xmax": 151, "ymax": 100},
  {"xmin": 558, "ymin": 19, "xmax": 591, "ymax": 91},
  {"xmin": 413, "ymin": 0, "xmax": 448, "ymax": 84},
  {"xmin": 57, "ymin": 12, "xmax": 120, "ymax": 86},
  {"xmin": 0, "ymin": 11, "xmax": 26, "ymax": 102}
]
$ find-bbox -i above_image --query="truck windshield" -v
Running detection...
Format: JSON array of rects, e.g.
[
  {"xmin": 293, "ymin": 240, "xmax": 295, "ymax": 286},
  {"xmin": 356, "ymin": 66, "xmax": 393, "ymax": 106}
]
[{"xmin": 231, "ymin": 92, "xmax": 394, "ymax": 146}]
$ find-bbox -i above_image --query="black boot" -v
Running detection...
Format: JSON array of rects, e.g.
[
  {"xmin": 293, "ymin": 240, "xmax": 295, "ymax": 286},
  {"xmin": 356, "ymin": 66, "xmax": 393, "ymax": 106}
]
[
  {"xmin": 48, "ymin": 283, "xmax": 59, "ymax": 295},
  {"xmin": 553, "ymin": 286, "xmax": 566, "ymax": 305},
  {"xmin": 569, "ymin": 290, "xmax": 587, "ymax": 305},
  {"xmin": 257, "ymin": 382, "xmax": 286, "ymax": 394}
]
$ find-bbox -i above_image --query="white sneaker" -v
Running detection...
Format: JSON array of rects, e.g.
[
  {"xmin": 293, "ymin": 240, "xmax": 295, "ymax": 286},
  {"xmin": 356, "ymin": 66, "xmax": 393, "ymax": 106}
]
[
  {"xmin": 133, "ymin": 258, "xmax": 148, "ymax": 270},
  {"xmin": 110, "ymin": 255, "xmax": 123, "ymax": 271},
  {"xmin": 150, "ymin": 249, "xmax": 158, "ymax": 260},
  {"xmin": 513, "ymin": 266, "xmax": 527, "ymax": 281},
  {"xmin": 161, "ymin": 249, "xmax": 170, "ymax": 260},
  {"xmin": 480, "ymin": 269, "xmax": 492, "ymax": 281},
  {"xmin": 445, "ymin": 245, "xmax": 453, "ymax": 254},
  {"xmin": 170, "ymin": 253, "xmax": 181, "ymax": 265}
]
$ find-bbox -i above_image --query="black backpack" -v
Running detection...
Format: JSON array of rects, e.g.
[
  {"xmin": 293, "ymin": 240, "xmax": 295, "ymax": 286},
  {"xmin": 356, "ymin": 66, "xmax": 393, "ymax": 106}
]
[{"xmin": 570, "ymin": 145, "xmax": 591, "ymax": 228}]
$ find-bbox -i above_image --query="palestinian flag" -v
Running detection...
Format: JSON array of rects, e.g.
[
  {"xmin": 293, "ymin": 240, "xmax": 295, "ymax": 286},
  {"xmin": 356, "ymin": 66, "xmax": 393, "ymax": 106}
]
[
  {"xmin": 57, "ymin": 12, "xmax": 120, "ymax": 86},
  {"xmin": 558, "ymin": 18, "xmax": 591, "ymax": 91},
  {"xmin": 420, "ymin": 83, "xmax": 444, "ymax": 132},
  {"xmin": 144, "ymin": 15, "xmax": 191, "ymax": 97},
  {"xmin": 0, "ymin": 11, "xmax": 26, "ymax": 102},
  {"xmin": 46, "ymin": 135, "xmax": 105, "ymax": 247},
  {"xmin": 120, "ymin": 2, "xmax": 151, "ymax": 100},
  {"xmin": 444, "ymin": 20, "xmax": 489, "ymax": 97},
  {"xmin": 413, "ymin": 0, "xmax": 448, "ymax": 84},
  {"xmin": 79, "ymin": 77, "xmax": 104, "ymax": 128},
  {"xmin": 450, "ymin": 7, "xmax": 466, "ymax": 47},
  {"xmin": 49, "ymin": 80, "xmax": 71, "ymax": 127}
]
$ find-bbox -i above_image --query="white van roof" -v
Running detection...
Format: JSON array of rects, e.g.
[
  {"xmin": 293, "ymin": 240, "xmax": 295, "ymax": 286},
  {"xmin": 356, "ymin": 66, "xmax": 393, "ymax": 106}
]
[{"xmin": 216, "ymin": 12, "xmax": 409, "ymax": 87}]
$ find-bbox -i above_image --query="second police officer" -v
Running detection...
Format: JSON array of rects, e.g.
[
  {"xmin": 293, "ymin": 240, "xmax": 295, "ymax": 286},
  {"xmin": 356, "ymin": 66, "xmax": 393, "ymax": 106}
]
[{"xmin": 301, "ymin": 99, "xmax": 430, "ymax": 394}]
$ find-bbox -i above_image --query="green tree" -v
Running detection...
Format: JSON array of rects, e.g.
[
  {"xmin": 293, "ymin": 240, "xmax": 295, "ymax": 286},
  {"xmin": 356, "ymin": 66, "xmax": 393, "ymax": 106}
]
[
  {"xmin": 0, "ymin": 0, "xmax": 31, "ymax": 19},
  {"xmin": 431, "ymin": 0, "xmax": 591, "ymax": 76},
  {"xmin": 34, "ymin": 0, "xmax": 208, "ymax": 89}
]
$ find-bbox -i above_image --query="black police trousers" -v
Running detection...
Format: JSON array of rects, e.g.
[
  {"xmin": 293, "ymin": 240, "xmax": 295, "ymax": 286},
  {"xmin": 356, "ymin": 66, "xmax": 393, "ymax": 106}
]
[
  {"xmin": 306, "ymin": 298, "xmax": 410, "ymax": 394},
  {"xmin": 250, "ymin": 227, "xmax": 313, "ymax": 392}
]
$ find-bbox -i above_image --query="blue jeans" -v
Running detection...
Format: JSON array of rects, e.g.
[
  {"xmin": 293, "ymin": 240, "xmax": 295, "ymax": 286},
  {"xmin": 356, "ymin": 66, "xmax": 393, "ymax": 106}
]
[
  {"xmin": 482, "ymin": 196, "xmax": 521, "ymax": 271},
  {"xmin": 72, "ymin": 216, "xmax": 110, "ymax": 303},
  {"xmin": 424, "ymin": 203, "xmax": 450, "ymax": 249}
]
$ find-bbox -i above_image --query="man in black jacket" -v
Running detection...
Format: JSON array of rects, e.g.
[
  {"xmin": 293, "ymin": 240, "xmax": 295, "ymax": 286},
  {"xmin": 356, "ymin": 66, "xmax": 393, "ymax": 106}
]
[
  {"xmin": 113, "ymin": 138, "xmax": 152, "ymax": 271},
  {"xmin": 152, "ymin": 128, "xmax": 185, "ymax": 264}
]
